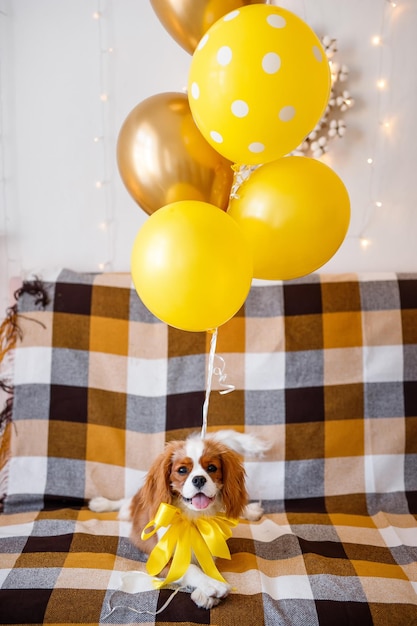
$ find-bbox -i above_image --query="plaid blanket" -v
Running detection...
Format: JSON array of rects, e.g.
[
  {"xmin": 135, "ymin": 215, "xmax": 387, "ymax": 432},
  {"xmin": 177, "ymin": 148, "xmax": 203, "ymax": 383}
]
[{"xmin": 0, "ymin": 269, "xmax": 416, "ymax": 625}]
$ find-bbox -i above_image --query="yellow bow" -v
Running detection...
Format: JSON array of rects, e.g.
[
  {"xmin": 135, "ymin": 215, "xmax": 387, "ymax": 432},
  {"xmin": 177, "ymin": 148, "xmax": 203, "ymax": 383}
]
[{"xmin": 141, "ymin": 503, "xmax": 238, "ymax": 588}]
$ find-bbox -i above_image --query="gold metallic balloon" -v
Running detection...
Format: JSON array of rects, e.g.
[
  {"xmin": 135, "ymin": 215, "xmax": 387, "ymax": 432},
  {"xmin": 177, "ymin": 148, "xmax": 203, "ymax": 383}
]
[
  {"xmin": 149, "ymin": 0, "xmax": 266, "ymax": 55},
  {"xmin": 117, "ymin": 92, "xmax": 234, "ymax": 215}
]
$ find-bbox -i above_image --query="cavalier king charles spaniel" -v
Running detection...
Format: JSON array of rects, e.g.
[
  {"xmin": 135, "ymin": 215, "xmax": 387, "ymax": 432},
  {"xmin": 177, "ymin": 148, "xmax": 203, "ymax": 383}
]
[{"xmin": 90, "ymin": 429, "xmax": 267, "ymax": 609}]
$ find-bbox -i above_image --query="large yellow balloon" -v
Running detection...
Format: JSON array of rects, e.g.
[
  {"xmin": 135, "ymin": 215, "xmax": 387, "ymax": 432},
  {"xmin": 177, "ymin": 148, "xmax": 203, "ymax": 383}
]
[
  {"xmin": 150, "ymin": 0, "xmax": 266, "ymax": 55},
  {"xmin": 227, "ymin": 157, "xmax": 350, "ymax": 280},
  {"xmin": 188, "ymin": 4, "xmax": 331, "ymax": 165},
  {"xmin": 117, "ymin": 92, "xmax": 234, "ymax": 215},
  {"xmin": 131, "ymin": 201, "xmax": 253, "ymax": 332}
]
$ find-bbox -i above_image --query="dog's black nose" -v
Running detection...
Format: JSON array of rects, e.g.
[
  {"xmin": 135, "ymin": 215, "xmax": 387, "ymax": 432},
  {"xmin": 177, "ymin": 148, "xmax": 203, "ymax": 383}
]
[{"xmin": 192, "ymin": 476, "xmax": 207, "ymax": 490}]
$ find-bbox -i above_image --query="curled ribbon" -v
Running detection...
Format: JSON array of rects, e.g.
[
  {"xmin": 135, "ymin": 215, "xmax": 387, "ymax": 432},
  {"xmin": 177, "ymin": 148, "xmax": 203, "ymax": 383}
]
[
  {"xmin": 202, "ymin": 328, "xmax": 234, "ymax": 439},
  {"xmin": 213, "ymin": 355, "xmax": 235, "ymax": 395},
  {"xmin": 141, "ymin": 503, "xmax": 238, "ymax": 588}
]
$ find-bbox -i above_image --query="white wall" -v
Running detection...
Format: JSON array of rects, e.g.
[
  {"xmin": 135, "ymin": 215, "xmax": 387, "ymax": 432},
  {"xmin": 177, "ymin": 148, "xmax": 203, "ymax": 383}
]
[{"xmin": 1, "ymin": 0, "xmax": 416, "ymax": 313}]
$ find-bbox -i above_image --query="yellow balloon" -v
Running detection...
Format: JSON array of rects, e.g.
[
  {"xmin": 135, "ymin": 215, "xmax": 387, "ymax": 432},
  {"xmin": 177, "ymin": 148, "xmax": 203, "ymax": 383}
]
[
  {"xmin": 150, "ymin": 0, "xmax": 266, "ymax": 55},
  {"xmin": 188, "ymin": 4, "xmax": 331, "ymax": 165},
  {"xmin": 131, "ymin": 201, "xmax": 253, "ymax": 332},
  {"xmin": 227, "ymin": 157, "xmax": 350, "ymax": 280}
]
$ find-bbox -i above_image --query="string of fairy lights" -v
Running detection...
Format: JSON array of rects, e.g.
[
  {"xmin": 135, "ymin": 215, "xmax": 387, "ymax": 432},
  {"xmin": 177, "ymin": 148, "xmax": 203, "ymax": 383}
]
[
  {"xmin": 356, "ymin": 0, "xmax": 400, "ymax": 250},
  {"xmin": 295, "ymin": 0, "xmax": 402, "ymax": 253},
  {"xmin": 0, "ymin": 0, "xmax": 409, "ymax": 305},
  {"xmin": 92, "ymin": 1, "xmax": 116, "ymax": 271}
]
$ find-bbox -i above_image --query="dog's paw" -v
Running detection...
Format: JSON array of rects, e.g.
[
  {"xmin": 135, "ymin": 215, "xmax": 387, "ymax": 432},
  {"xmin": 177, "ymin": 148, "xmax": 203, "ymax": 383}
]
[
  {"xmin": 190, "ymin": 580, "xmax": 231, "ymax": 609},
  {"xmin": 88, "ymin": 496, "xmax": 113, "ymax": 512},
  {"xmin": 243, "ymin": 501, "xmax": 264, "ymax": 521},
  {"xmin": 191, "ymin": 588, "xmax": 221, "ymax": 609},
  {"xmin": 89, "ymin": 496, "xmax": 128, "ymax": 514}
]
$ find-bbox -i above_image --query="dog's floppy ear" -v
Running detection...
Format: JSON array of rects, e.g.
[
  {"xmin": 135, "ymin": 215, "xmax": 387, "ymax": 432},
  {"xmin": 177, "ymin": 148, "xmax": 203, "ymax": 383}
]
[
  {"xmin": 136, "ymin": 441, "xmax": 179, "ymax": 518},
  {"xmin": 220, "ymin": 447, "xmax": 248, "ymax": 519}
]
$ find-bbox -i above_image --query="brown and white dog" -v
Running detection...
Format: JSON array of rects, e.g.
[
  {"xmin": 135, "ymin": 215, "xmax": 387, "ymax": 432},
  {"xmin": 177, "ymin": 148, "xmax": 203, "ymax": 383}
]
[{"xmin": 89, "ymin": 430, "xmax": 267, "ymax": 609}]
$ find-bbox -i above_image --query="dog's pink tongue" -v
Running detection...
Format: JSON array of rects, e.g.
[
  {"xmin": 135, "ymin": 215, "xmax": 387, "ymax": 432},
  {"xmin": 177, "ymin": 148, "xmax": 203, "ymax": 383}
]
[{"xmin": 192, "ymin": 493, "xmax": 212, "ymax": 510}]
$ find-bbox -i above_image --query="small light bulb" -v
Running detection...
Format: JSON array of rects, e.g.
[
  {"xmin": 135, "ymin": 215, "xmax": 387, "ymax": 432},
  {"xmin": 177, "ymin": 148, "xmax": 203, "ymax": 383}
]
[
  {"xmin": 372, "ymin": 35, "xmax": 382, "ymax": 46},
  {"xmin": 360, "ymin": 238, "xmax": 371, "ymax": 250},
  {"xmin": 367, "ymin": 158, "xmax": 373, "ymax": 165},
  {"xmin": 100, "ymin": 93, "xmax": 109, "ymax": 102},
  {"xmin": 375, "ymin": 201, "xmax": 382, "ymax": 208},
  {"xmin": 377, "ymin": 79, "xmax": 387, "ymax": 90},
  {"xmin": 92, "ymin": 11, "xmax": 101, "ymax": 20},
  {"xmin": 93, "ymin": 136, "xmax": 102, "ymax": 143},
  {"xmin": 98, "ymin": 262, "xmax": 105, "ymax": 271},
  {"xmin": 95, "ymin": 181, "xmax": 103, "ymax": 189}
]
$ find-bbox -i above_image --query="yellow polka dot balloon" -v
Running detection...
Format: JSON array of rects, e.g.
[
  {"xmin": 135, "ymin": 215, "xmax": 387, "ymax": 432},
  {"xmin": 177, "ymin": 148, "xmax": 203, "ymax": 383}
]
[{"xmin": 188, "ymin": 4, "xmax": 331, "ymax": 165}]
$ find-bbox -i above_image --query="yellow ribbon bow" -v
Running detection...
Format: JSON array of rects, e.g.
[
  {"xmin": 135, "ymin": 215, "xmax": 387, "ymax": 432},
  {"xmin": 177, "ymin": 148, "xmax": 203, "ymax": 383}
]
[{"xmin": 141, "ymin": 502, "xmax": 238, "ymax": 588}]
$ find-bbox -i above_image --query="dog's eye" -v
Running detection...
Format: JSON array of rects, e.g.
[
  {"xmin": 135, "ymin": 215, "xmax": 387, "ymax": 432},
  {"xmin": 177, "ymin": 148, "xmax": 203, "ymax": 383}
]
[
  {"xmin": 207, "ymin": 464, "xmax": 218, "ymax": 473},
  {"xmin": 177, "ymin": 466, "xmax": 189, "ymax": 475}
]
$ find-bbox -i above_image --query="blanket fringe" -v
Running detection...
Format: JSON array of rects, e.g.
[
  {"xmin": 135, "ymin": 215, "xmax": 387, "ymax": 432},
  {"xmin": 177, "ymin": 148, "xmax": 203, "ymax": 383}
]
[
  {"xmin": 0, "ymin": 306, "xmax": 20, "ymax": 434},
  {"xmin": 0, "ymin": 277, "xmax": 50, "ymax": 439},
  {"xmin": 0, "ymin": 422, "xmax": 11, "ymax": 504},
  {"xmin": 0, "ymin": 276, "xmax": 50, "ymax": 508},
  {"xmin": 0, "ymin": 314, "xmax": 15, "ymax": 509},
  {"xmin": 1, "ymin": 275, "xmax": 50, "ymax": 360}
]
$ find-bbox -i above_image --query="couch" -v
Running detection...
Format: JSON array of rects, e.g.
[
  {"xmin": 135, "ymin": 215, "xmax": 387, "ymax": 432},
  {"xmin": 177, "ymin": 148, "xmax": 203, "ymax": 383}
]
[{"xmin": 0, "ymin": 269, "xmax": 416, "ymax": 625}]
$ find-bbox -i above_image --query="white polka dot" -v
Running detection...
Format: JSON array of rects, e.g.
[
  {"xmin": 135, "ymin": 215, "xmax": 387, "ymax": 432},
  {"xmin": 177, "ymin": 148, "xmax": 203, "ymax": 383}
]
[
  {"xmin": 217, "ymin": 46, "xmax": 232, "ymax": 66},
  {"xmin": 190, "ymin": 82, "xmax": 200, "ymax": 99},
  {"xmin": 210, "ymin": 130, "xmax": 223, "ymax": 144},
  {"xmin": 267, "ymin": 14, "xmax": 286, "ymax": 29},
  {"xmin": 197, "ymin": 33, "xmax": 208, "ymax": 50},
  {"xmin": 313, "ymin": 45, "xmax": 323, "ymax": 62},
  {"xmin": 262, "ymin": 52, "xmax": 281, "ymax": 74},
  {"xmin": 279, "ymin": 105, "xmax": 296, "ymax": 122},
  {"xmin": 231, "ymin": 100, "xmax": 249, "ymax": 118},
  {"xmin": 224, "ymin": 10, "xmax": 239, "ymax": 22},
  {"xmin": 248, "ymin": 142, "xmax": 265, "ymax": 154}
]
